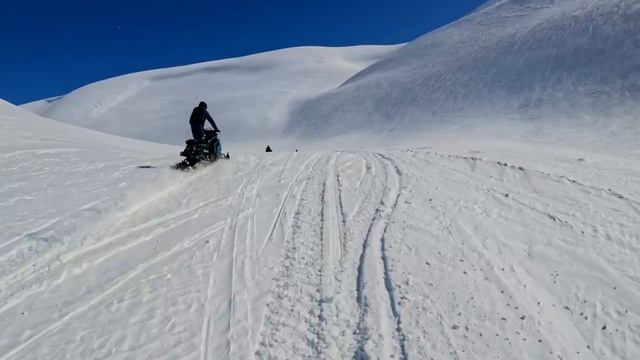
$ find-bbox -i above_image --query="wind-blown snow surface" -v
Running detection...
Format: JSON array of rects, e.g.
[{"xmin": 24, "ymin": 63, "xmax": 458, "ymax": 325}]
[
  {"xmin": 22, "ymin": 46, "xmax": 399, "ymax": 147},
  {"xmin": 2, "ymin": 99, "xmax": 640, "ymax": 359},
  {"xmin": 290, "ymin": 0, "xmax": 640, "ymax": 144}
]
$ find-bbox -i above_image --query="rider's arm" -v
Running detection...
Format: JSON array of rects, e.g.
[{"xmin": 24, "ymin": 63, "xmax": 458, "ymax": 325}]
[{"xmin": 205, "ymin": 111, "xmax": 220, "ymax": 132}]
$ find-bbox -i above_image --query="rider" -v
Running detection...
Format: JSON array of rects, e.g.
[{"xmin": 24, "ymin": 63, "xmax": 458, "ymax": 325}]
[{"xmin": 189, "ymin": 101, "xmax": 220, "ymax": 141}]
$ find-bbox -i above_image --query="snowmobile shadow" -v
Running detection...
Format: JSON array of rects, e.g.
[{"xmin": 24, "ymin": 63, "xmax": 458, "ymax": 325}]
[{"xmin": 137, "ymin": 165, "xmax": 157, "ymax": 169}]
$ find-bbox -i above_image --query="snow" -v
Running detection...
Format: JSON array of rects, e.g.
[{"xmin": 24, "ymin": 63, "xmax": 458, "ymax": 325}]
[
  {"xmin": 290, "ymin": 0, "xmax": 640, "ymax": 147},
  {"xmin": 4, "ymin": 0, "xmax": 640, "ymax": 358},
  {"xmin": 20, "ymin": 1, "xmax": 640, "ymax": 150},
  {"xmin": 22, "ymin": 46, "xmax": 400, "ymax": 148},
  {"xmin": 3, "ymin": 97, "xmax": 640, "ymax": 359}
]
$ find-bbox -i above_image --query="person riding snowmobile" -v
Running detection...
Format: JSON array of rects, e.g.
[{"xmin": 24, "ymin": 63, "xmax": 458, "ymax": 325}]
[{"xmin": 189, "ymin": 101, "xmax": 220, "ymax": 140}]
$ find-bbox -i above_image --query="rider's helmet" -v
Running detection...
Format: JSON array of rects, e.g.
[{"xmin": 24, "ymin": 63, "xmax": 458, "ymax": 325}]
[{"xmin": 199, "ymin": 101, "xmax": 208, "ymax": 109}]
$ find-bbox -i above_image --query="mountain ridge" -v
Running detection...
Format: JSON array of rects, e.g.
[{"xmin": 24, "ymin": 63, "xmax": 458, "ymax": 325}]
[
  {"xmin": 23, "ymin": 45, "xmax": 401, "ymax": 146},
  {"xmin": 289, "ymin": 0, "xmax": 640, "ymax": 147}
]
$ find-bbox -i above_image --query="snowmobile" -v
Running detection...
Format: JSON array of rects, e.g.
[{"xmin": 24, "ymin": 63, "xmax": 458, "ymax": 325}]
[{"xmin": 174, "ymin": 128, "xmax": 226, "ymax": 171}]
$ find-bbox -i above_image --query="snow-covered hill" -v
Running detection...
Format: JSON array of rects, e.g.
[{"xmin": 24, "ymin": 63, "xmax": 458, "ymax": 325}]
[
  {"xmin": 22, "ymin": 1, "xmax": 640, "ymax": 149},
  {"xmin": 290, "ymin": 0, "xmax": 640, "ymax": 146},
  {"xmin": 5, "ymin": 0, "xmax": 640, "ymax": 358},
  {"xmin": 22, "ymin": 46, "xmax": 399, "ymax": 146},
  {"xmin": 2, "ymin": 99, "xmax": 640, "ymax": 359}
]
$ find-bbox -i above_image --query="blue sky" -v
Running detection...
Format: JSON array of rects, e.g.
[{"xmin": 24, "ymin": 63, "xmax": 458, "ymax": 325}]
[{"xmin": 1, "ymin": 0, "xmax": 486, "ymax": 104}]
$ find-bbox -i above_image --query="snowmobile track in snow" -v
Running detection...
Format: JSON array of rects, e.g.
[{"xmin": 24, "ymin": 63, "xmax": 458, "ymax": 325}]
[
  {"xmin": 317, "ymin": 152, "xmax": 349, "ymax": 357},
  {"xmin": 321, "ymin": 153, "xmax": 346, "ymax": 275},
  {"xmin": 5, "ymin": 142, "xmax": 639, "ymax": 359},
  {"xmin": 0, "ymin": 175, "xmax": 241, "ymax": 315},
  {"xmin": 0, "ymin": 197, "xmax": 109, "ymax": 254},
  {"xmin": 1, "ymin": 223, "xmax": 227, "ymax": 360},
  {"xmin": 200, "ymin": 175, "xmax": 257, "ymax": 360},
  {"xmin": 427, "ymin": 150, "xmax": 640, "ymax": 212},
  {"xmin": 354, "ymin": 153, "xmax": 407, "ymax": 360},
  {"xmin": 0, "ymin": 162, "xmax": 253, "ymax": 360},
  {"xmin": 259, "ymin": 153, "xmax": 322, "ymax": 256},
  {"xmin": 254, "ymin": 159, "xmax": 325, "ymax": 359}
]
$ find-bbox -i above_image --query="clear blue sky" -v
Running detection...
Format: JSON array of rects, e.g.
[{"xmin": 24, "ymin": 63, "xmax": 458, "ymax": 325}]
[{"xmin": 1, "ymin": 0, "xmax": 486, "ymax": 104}]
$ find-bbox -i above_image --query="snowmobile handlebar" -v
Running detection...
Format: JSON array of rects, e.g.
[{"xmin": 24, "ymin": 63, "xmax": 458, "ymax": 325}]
[{"xmin": 203, "ymin": 129, "xmax": 220, "ymax": 139}]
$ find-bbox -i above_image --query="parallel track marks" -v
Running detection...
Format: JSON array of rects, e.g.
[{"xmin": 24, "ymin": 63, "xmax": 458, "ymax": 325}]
[{"xmin": 353, "ymin": 153, "xmax": 406, "ymax": 360}]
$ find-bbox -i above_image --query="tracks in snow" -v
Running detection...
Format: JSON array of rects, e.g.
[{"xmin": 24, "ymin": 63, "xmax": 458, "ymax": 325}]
[
  {"xmin": 3, "ymin": 150, "xmax": 412, "ymax": 359},
  {"xmin": 201, "ymin": 153, "xmax": 321, "ymax": 360},
  {"xmin": 5, "ymin": 145, "xmax": 639, "ymax": 359},
  {"xmin": 256, "ymin": 152, "xmax": 407, "ymax": 359},
  {"xmin": 0, "ymin": 157, "xmax": 262, "ymax": 359},
  {"xmin": 259, "ymin": 154, "xmax": 322, "ymax": 255},
  {"xmin": 1, "ymin": 219, "xmax": 228, "ymax": 360},
  {"xmin": 318, "ymin": 153, "xmax": 348, "ymax": 358},
  {"xmin": 353, "ymin": 153, "xmax": 407, "ymax": 360},
  {"xmin": 321, "ymin": 153, "xmax": 345, "ymax": 275},
  {"xmin": 199, "ymin": 176, "xmax": 255, "ymax": 360}
]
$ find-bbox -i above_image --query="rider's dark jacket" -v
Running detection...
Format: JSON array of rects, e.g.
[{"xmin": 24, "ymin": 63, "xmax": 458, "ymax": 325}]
[{"xmin": 189, "ymin": 106, "xmax": 219, "ymax": 131}]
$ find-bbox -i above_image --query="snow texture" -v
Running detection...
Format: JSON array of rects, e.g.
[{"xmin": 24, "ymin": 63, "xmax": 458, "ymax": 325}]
[
  {"xmin": 4, "ymin": 0, "xmax": 640, "ymax": 358},
  {"xmin": 22, "ymin": 46, "xmax": 399, "ymax": 147},
  {"xmin": 2, "ymin": 99, "xmax": 640, "ymax": 359},
  {"xmin": 290, "ymin": 0, "xmax": 640, "ymax": 146}
]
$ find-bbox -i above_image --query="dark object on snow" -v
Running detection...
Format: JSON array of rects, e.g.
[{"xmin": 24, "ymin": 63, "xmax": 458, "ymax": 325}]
[
  {"xmin": 137, "ymin": 165, "xmax": 157, "ymax": 169},
  {"xmin": 189, "ymin": 101, "xmax": 220, "ymax": 140},
  {"xmin": 175, "ymin": 129, "xmax": 223, "ymax": 171},
  {"xmin": 225, "ymin": 152, "xmax": 230, "ymax": 159},
  {"xmin": 266, "ymin": 145, "xmax": 273, "ymax": 152}
]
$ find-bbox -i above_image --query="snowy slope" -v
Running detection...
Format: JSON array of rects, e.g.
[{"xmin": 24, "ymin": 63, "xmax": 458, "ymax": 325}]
[
  {"xmin": 22, "ymin": 46, "xmax": 399, "ymax": 146},
  {"xmin": 2, "ymin": 99, "xmax": 640, "ymax": 359},
  {"xmin": 290, "ymin": 0, "xmax": 640, "ymax": 145}
]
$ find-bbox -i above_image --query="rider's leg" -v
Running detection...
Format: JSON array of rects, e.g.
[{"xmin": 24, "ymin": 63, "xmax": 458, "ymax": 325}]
[{"xmin": 191, "ymin": 123, "xmax": 204, "ymax": 140}]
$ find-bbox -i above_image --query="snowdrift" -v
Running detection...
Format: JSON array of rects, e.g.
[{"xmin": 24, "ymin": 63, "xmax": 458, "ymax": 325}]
[
  {"xmin": 0, "ymin": 98, "xmax": 174, "ymax": 261},
  {"xmin": 289, "ymin": 0, "xmax": 640, "ymax": 145},
  {"xmin": 1, "ymin": 99, "xmax": 174, "ymax": 152},
  {"xmin": 23, "ymin": 46, "xmax": 399, "ymax": 146}
]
